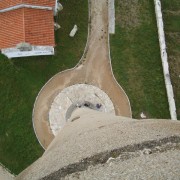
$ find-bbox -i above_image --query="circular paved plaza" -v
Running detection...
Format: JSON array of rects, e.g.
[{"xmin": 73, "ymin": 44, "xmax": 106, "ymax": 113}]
[{"xmin": 49, "ymin": 84, "xmax": 115, "ymax": 135}]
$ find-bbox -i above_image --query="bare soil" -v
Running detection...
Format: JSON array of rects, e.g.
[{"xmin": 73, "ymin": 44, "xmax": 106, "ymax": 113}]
[{"xmin": 116, "ymin": 0, "xmax": 140, "ymax": 29}]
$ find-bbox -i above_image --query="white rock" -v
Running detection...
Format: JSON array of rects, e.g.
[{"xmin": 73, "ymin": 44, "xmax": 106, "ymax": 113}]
[
  {"xmin": 107, "ymin": 157, "xmax": 115, "ymax": 163},
  {"xmin": 54, "ymin": 23, "xmax": 61, "ymax": 30},
  {"xmin": 143, "ymin": 148, "xmax": 152, "ymax": 155},
  {"xmin": 57, "ymin": 2, "xmax": 63, "ymax": 11},
  {"xmin": 69, "ymin": 25, "xmax": 78, "ymax": 37},
  {"xmin": 140, "ymin": 112, "xmax": 146, "ymax": 119}
]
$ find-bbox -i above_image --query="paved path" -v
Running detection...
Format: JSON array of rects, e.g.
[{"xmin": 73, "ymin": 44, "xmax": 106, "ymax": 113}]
[
  {"xmin": 33, "ymin": 0, "xmax": 132, "ymax": 149},
  {"xmin": 0, "ymin": 164, "xmax": 14, "ymax": 180}
]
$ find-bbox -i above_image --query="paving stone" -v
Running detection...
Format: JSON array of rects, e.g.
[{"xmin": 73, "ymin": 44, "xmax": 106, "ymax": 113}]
[{"xmin": 49, "ymin": 84, "xmax": 115, "ymax": 135}]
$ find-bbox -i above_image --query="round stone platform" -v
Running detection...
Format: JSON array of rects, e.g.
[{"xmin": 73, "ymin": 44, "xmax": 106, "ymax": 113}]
[{"xmin": 49, "ymin": 84, "xmax": 115, "ymax": 135}]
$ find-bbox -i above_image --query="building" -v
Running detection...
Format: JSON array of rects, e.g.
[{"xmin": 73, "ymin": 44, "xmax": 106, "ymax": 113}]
[
  {"xmin": 15, "ymin": 108, "xmax": 180, "ymax": 179},
  {"xmin": 0, "ymin": 0, "xmax": 62, "ymax": 58}
]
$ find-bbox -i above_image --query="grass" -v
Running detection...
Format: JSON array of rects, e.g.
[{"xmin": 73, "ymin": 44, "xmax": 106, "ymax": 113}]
[
  {"xmin": 110, "ymin": 0, "xmax": 170, "ymax": 119},
  {"xmin": 161, "ymin": 0, "xmax": 180, "ymax": 119},
  {"xmin": 0, "ymin": 0, "xmax": 88, "ymax": 174}
]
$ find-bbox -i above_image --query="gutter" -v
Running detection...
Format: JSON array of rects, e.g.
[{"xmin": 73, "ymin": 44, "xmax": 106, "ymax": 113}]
[{"xmin": 0, "ymin": 4, "xmax": 52, "ymax": 13}]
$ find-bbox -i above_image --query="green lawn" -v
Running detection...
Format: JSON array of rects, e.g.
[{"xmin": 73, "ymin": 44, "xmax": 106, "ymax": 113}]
[
  {"xmin": 161, "ymin": 0, "xmax": 180, "ymax": 119},
  {"xmin": 110, "ymin": 0, "xmax": 170, "ymax": 119},
  {"xmin": 0, "ymin": 0, "xmax": 88, "ymax": 174}
]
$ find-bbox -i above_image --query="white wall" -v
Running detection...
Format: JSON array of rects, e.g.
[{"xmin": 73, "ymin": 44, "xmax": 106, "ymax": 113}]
[{"xmin": 154, "ymin": 0, "xmax": 177, "ymax": 120}]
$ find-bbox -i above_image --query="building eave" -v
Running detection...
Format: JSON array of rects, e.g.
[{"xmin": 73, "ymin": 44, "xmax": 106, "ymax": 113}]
[{"xmin": 1, "ymin": 46, "xmax": 54, "ymax": 58}]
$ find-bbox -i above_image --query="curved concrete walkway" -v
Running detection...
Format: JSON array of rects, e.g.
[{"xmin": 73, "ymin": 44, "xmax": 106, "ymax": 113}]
[
  {"xmin": 33, "ymin": 0, "xmax": 132, "ymax": 149},
  {"xmin": 49, "ymin": 84, "xmax": 116, "ymax": 136},
  {"xmin": 0, "ymin": 164, "xmax": 14, "ymax": 180}
]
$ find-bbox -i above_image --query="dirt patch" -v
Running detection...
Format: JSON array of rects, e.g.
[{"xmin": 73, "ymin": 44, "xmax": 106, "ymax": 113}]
[
  {"xmin": 116, "ymin": 0, "xmax": 141, "ymax": 28},
  {"xmin": 116, "ymin": 0, "xmax": 154, "ymax": 29}
]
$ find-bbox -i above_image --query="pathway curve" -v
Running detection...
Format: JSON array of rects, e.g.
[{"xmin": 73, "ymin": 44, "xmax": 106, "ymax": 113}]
[{"xmin": 33, "ymin": 0, "xmax": 132, "ymax": 149}]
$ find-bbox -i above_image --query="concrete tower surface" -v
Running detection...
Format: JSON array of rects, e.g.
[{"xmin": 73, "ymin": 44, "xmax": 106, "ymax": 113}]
[
  {"xmin": 16, "ymin": 108, "xmax": 180, "ymax": 179},
  {"xmin": 13, "ymin": 0, "xmax": 180, "ymax": 179}
]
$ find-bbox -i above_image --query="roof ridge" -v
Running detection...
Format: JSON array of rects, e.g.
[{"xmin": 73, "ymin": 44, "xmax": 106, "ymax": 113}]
[{"xmin": 0, "ymin": 4, "xmax": 53, "ymax": 13}]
